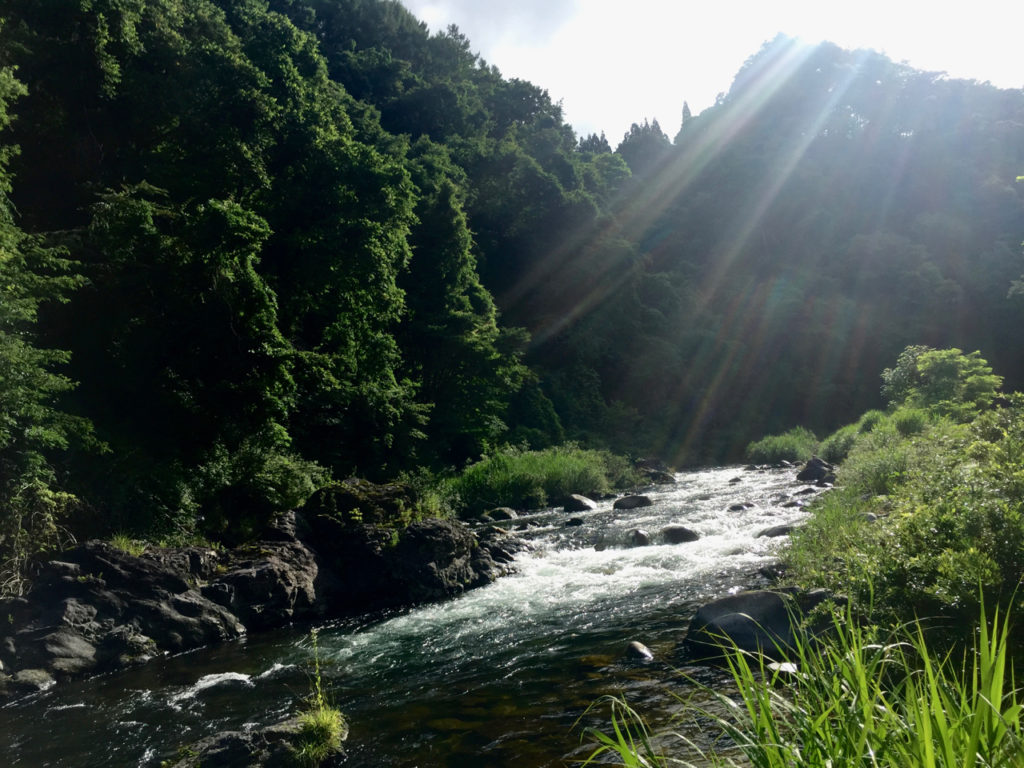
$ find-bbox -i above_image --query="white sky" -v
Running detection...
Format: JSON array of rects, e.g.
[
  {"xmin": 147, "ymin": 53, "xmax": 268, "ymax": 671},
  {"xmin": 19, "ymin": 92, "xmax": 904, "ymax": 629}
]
[{"xmin": 400, "ymin": 1, "xmax": 1024, "ymax": 143}]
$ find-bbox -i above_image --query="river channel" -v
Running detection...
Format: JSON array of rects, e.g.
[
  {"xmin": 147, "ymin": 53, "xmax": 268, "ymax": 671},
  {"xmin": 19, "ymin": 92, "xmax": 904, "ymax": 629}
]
[{"xmin": 0, "ymin": 465, "xmax": 813, "ymax": 766}]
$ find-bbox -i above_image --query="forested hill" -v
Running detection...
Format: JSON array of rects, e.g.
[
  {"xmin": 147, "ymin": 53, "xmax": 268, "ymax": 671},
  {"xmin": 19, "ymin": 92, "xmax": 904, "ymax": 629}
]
[{"xmin": 1, "ymin": 1, "xmax": 1023, "ymax": 551}]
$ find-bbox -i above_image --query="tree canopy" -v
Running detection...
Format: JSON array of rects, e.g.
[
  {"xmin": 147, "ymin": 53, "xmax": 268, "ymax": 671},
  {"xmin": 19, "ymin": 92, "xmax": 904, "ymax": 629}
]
[{"xmin": 0, "ymin": 4, "xmax": 1021, "ymax": 564}]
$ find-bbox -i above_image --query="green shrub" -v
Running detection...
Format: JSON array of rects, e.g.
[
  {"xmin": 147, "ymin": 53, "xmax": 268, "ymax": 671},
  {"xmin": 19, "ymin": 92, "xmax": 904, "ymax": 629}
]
[
  {"xmin": 449, "ymin": 444, "xmax": 641, "ymax": 515},
  {"xmin": 891, "ymin": 406, "xmax": 928, "ymax": 436},
  {"xmin": 818, "ymin": 423, "xmax": 858, "ymax": 464},
  {"xmin": 744, "ymin": 427, "xmax": 818, "ymax": 464},
  {"xmin": 856, "ymin": 409, "xmax": 887, "ymax": 433}
]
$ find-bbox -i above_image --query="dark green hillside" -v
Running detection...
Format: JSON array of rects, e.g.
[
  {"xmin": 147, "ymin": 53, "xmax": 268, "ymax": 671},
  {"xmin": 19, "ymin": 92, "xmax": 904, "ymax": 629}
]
[{"xmin": 0, "ymin": 1, "xmax": 1022, "ymax": 570}]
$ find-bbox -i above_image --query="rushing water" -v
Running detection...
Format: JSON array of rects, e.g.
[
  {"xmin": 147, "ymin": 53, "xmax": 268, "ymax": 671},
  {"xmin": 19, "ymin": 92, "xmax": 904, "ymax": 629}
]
[{"xmin": 0, "ymin": 465, "xmax": 814, "ymax": 767}]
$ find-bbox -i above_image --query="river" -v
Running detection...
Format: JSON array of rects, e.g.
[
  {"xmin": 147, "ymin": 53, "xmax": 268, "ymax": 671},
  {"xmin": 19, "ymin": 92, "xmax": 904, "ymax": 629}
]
[{"xmin": 0, "ymin": 465, "xmax": 812, "ymax": 766}]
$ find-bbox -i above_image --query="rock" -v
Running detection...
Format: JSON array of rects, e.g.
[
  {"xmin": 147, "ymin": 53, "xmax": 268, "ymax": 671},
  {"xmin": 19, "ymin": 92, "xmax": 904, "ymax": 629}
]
[
  {"xmin": 162, "ymin": 714, "xmax": 346, "ymax": 768},
  {"xmin": 625, "ymin": 640, "xmax": 654, "ymax": 661},
  {"xmin": 683, "ymin": 590, "xmax": 798, "ymax": 662},
  {"xmin": 564, "ymin": 517, "xmax": 585, "ymax": 527},
  {"xmin": 11, "ymin": 668, "xmax": 55, "ymax": 693},
  {"xmin": 728, "ymin": 476, "xmax": 742, "ymax": 484},
  {"xmin": 629, "ymin": 529, "xmax": 652, "ymax": 547},
  {"xmin": 635, "ymin": 457, "xmax": 670, "ymax": 473},
  {"xmin": 207, "ymin": 533, "xmax": 321, "ymax": 630},
  {"xmin": 647, "ymin": 471, "xmax": 676, "ymax": 484},
  {"xmin": 304, "ymin": 476, "xmax": 416, "ymax": 528},
  {"xmin": 757, "ymin": 524, "xmax": 796, "ymax": 538},
  {"xmin": 683, "ymin": 589, "xmax": 835, "ymax": 663},
  {"xmin": 781, "ymin": 500, "xmax": 805, "ymax": 508},
  {"xmin": 661, "ymin": 525, "xmax": 699, "ymax": 544},
  {"xmin": 3, "ymin": 486, "xmax": 529, "ymax": 700},
  {"xmin": 487, "ymin": 507, "xmax": 518, "ymax": 520},
  {"xmin": 794, "ymin": 486, "xmax": 817, "ymax": 496},
  {"xmin": 613, "ymin": 495, "xmax": 653, "ymax": 510},
  {"xmin": 796, "ymin": 457, "xmax": 833, "ymax": 483},
  {"xmin": 563, "ymin": 495, "xmax": 597, "ymax": 512},
  {"xmin": 727, "ymin": 502, "xmax": 754, "ymax": 512}
]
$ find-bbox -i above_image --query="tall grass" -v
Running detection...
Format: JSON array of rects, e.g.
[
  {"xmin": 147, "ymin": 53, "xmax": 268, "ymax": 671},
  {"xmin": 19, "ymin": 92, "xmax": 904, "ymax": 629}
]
[
  {"xmin": 448, "ymin": 444, "xmax": 640, "ymax": 515},
  {"xmin": 744, "ymin": 427, "xmax": 818, "ymax": 464},
  {"xmin": 292, "ymin": 629, "xmax": 346, "ymax": 767},
  {"xmin": 581, "ymin": 602, "xmax": 1023, "ymax": 767}
]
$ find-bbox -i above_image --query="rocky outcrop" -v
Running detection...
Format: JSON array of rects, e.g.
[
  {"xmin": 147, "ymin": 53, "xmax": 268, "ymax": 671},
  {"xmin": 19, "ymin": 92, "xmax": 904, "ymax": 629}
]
[{"xmin": 1, "ymin": 506, "xmax": 527, "ymax": 700}]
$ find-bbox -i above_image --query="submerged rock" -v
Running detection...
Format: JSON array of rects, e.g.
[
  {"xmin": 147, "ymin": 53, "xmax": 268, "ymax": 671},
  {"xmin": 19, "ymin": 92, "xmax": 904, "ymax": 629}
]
[
  {"xmin": 625, "ymin": 640, "xmax": 654, "ymax": 662},
  {"xmin": 661, "ymin": 525, "xmax": 700, "ymax": 544}
]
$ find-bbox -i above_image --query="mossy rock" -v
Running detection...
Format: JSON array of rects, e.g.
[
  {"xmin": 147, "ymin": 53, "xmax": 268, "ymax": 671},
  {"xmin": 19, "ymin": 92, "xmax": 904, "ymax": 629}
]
[{"xmin": 303, "ymin": 478, "xmax": 417, "ymax": 529}]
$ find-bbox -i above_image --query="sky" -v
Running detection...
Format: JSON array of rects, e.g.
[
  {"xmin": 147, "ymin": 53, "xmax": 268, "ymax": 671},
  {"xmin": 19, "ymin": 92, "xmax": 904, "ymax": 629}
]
[{"xmin": 401, "ymin": 1, "xmax": 1024, "ymax": 144}]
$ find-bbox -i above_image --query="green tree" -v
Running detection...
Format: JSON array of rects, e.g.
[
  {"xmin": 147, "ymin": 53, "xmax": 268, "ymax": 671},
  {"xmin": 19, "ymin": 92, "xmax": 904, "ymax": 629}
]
[
  {"xmin": 0, "ymin": 64, "xmax": 84, "ymax": 590},
  {"xmin": 882, "ymin": 345, "xmax": 1002, "ymax": 420}
]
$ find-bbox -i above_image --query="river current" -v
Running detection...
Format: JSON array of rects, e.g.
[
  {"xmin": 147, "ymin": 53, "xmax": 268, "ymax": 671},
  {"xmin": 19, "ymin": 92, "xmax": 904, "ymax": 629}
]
[{"xmin": 0, "ymin": 465, "xmax": 812, "ymax": 766}]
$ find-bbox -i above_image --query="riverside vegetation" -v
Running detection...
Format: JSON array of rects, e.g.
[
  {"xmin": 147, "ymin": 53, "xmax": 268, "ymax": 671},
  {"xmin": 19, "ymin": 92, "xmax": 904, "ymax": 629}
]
[{"xmin": 582, "ymin": 346, "xmax": 1024, "ymax": 766}]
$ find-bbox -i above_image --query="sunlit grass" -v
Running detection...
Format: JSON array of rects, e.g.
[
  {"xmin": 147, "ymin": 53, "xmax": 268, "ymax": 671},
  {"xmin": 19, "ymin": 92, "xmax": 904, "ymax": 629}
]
[
  {"xmin": 292, "ymin": 629, "xmax": 346, "ymax": 767},
  {"xmin": 580, "ymin": 602, "xmax": 1023, "ymax": 767},
  {"xmin": 448, "ymin": 443, "xmax": 641, "ymax": 515}
]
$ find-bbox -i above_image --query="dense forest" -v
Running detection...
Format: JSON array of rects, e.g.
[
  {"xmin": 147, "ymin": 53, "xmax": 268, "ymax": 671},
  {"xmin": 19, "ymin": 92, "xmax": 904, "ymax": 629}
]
[{"xmin": 1, "ymin": 0, "xmax": 1022, "ymax": 572}]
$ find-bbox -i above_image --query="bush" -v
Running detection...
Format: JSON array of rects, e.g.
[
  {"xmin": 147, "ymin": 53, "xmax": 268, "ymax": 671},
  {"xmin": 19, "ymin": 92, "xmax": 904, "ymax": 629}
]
[
  {"xmin": 449, "ymin": 444, "xmax": 641, "ymax": 515},
  {"xmin": 744, "ymin": 427, "xmax": 818, "ymax": 464},
  {"xmin": 891, "ymin": 406, "xmax": 928, "ymax": 436},
  {"xmin": 856, "ymin": 409, "xmax": 887, "ymax": 433},
  {"xmin": 818, "ymin": 423, "xmax": 858, "ymax": 463}
]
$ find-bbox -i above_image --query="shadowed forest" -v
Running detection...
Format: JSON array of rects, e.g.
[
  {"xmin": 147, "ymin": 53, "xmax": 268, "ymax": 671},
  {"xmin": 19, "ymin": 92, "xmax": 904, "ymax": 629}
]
[{"xmin": 1, "ymin": 0, "xmax": 1023, "ymax": 566}]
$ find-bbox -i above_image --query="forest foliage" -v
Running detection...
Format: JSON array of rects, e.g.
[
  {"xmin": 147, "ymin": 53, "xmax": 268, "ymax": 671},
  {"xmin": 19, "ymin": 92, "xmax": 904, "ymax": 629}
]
[{"xmin": 0, "ymin": 1, "xmax": 1022, "ymax": 575}]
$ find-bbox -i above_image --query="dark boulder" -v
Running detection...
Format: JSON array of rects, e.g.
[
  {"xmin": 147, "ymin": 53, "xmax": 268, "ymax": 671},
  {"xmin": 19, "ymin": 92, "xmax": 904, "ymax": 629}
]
[
  {"xmin": 564, "ymin": 517, "xmax": 585, "ymax": 527},
  {"xmin": 683, "ymin": 589, "xmax": 835, "ymax": 663},
  {"xmin": 757, "ymin": 524, "xmax": 796, "ymax": 538},
  {"xmin": 204, "ymin": 536, "xmax": 321, "ymax": 631},
  {"xmin": 629, "ymin": 529, "xmax": 652, "ymax": 547},
  {"xmin": 563, "ymin": 495, "xmax": 597, "ymax": 512},
  {"xmin": 162, "ymin": 715, "xmax": 347, "ymax": 768},
  {"xmin": 661, "ymin": 525, "xmax": 700, "ymax": 544},
  {"xmin": 683, "ymin": 590, "xmax": 797, "ymax": 662},
  {"xmin": 613, "ymin": 495, "xmax": 653, "ymax": 510},
  {"xmin": 796, "ymin": 457, "xmax": 833, "ymax": 483},
  {"xmin": 647, "ymin": 470, "xmax": 676, "ymax": 484}
]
